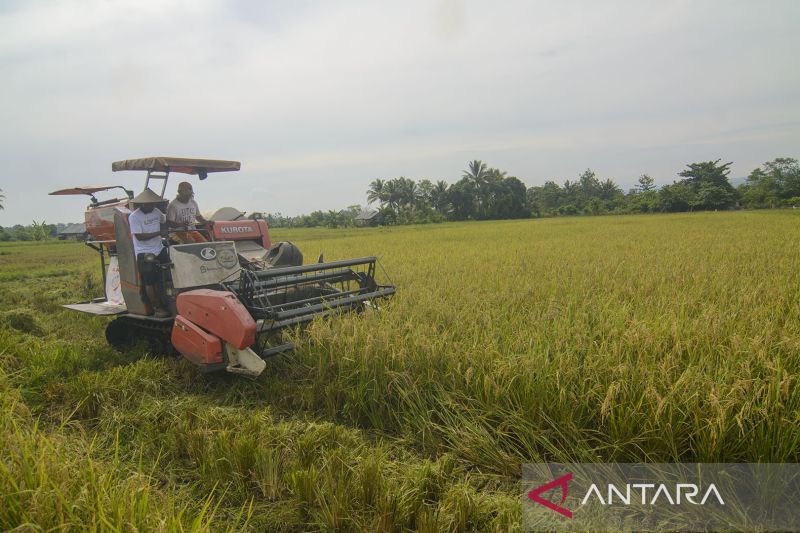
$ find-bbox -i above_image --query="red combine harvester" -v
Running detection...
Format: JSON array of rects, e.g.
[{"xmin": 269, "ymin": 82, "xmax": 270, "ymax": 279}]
[{"xmin": 50, "ymin": 157, "xmax": 395, "ymax": 377}]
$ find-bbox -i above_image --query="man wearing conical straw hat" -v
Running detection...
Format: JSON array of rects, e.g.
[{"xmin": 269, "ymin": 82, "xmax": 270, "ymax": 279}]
[{"xmin": 128, "ymin": 188, "xmax": 170, "ymax": 318}]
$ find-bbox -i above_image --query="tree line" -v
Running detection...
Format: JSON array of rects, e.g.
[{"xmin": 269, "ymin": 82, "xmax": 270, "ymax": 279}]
[
  {"xmin": 264, "ymin": 156, "xmax": 800, "ymax": 228},
  {"xmin": 1, "ymin": 158, "xmax": 798, "ymax": 239},
  {"xmin": 0, "ymin": 221, "xmax": 61, "ymax": 242}
]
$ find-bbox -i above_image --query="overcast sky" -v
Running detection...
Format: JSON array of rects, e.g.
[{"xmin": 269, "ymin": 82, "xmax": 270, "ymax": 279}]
[{"xmin": 1, "ymin": 0, "xmax": 798, "ymax": 225}]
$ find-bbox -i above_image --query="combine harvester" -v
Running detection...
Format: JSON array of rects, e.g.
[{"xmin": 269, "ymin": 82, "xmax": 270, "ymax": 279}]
[{"xmin": 50, "ymin": 157, "xmax": 395, "ymax": 377}]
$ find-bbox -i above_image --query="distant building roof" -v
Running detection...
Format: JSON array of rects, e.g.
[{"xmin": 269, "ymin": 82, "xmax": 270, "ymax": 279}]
[
  {"xmin": 59, "ymin": 223, "xmax": 87, "ymax": 235},
  {"xmin": 355, "ymin": 208, "xmax": 379, "ymax": 221}
]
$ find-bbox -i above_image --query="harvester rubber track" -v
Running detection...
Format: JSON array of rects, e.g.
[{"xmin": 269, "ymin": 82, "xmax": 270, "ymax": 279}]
[{"xmin": 106, "ymin": 316, "xmax": 175, "ymax": 354}]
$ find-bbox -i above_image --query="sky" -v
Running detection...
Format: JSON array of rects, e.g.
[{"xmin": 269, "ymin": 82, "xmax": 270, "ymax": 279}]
[{"xmin": 0, "ymin": 0, "xmax": 798, "ymax": 225}]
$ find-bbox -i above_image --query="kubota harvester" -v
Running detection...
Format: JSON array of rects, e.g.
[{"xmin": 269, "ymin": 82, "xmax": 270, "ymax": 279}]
[{"xmin": 50, "ymin": 157, "xmax": 395, "ymax": 377}]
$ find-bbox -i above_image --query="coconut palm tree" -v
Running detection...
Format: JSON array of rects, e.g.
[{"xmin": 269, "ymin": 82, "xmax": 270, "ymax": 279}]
[
  {"xmin": 463, "ymin": 160, "xmax": 489, "ymax": 181},
  {"xmin": 366, "ymin": 179, "xmax": 386, "ymax": 205},
  {"xmin": 599, "ymin": 179, "xmax": 623, "ymax": 201},
  {"xmin": 0, "ymin": 188, "xmax": 4, "ymax": 210},
  {"xmin": 392, "ymin": 177, "xmax": 417, "ymax": 208},
  {"xmin": 430, "ymin": 180, "xmax": 450, "ymax": 213},
  {"xmin": 382, "ymin": 180, "xmax": 400, "ymax": 210}
]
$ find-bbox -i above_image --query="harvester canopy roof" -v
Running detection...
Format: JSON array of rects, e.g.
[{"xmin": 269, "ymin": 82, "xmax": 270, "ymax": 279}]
[
  {"xmin": 111, "ymin": 157, "xmax": 241, "ymax": 175},
  {"xmin": 49, "ymin": 185, "xmax": 121, "ymax": 196}
]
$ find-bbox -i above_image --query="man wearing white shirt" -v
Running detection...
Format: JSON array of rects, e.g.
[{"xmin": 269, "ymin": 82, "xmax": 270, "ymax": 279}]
[{"xmin": 128, "ymin": 188, "xmax": 170, "ymax": 318}]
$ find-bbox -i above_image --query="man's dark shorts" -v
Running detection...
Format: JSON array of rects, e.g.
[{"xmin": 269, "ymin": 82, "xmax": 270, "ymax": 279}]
[{"xmin": 137, "ymin": 248, "xmax": 169, "ymax": 285}]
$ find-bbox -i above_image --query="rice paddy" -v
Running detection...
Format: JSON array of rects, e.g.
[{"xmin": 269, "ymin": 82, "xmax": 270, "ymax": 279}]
[{"xmin": 1, "ymin": 210, "xmax": 799, "ymax": 531}]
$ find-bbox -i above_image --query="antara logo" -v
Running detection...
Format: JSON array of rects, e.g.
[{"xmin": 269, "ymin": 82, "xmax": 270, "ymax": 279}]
[
  {"xmin": 528, "ymin": 473, "xmax": 573, "ymax": 518},
  {"xmin": 527, "ymin": 473, "xmax": 725, "ymax": 518},
  {"xmin": 220, "ymin": 226, "xmax": 251, "ymax": 233}
]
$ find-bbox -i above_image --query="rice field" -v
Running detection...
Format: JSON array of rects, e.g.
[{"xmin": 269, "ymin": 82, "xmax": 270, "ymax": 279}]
[{"xmin": 1, "ymin": 210, "xmax": 799, "ymax": 531}]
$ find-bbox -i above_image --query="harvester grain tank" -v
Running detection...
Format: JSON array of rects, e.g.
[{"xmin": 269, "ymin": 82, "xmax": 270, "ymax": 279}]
[{"xmin": 50, "ymin": 157, "xmax": 395, "ymax": 377}]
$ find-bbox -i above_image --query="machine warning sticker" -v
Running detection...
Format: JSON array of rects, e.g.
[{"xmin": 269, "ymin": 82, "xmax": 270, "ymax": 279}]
[
  {"xmin": 217, "ymin": 248, "xmax": 238, "ymax": 269},
  {"xmin": 200, "ymin": 247, "xmax": 217, "ymax": 260}
]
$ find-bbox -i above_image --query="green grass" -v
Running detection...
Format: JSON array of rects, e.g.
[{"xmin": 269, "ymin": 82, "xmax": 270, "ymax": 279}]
[{"xmin": 1, "ymin": 211, "xmax": 799, "ymax": 531}]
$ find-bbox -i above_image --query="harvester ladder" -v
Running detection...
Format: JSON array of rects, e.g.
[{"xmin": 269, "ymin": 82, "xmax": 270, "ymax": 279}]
[{"xmin": 145, "ymin": 171, "xmax": 169, "ymax": 197}]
